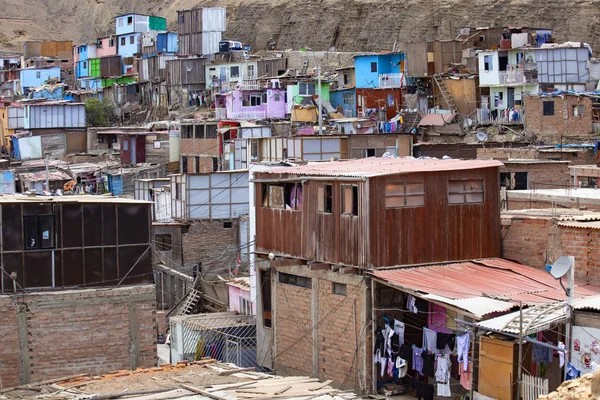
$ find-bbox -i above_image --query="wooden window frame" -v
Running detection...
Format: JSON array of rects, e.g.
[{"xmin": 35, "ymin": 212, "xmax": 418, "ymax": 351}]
[
  {"xmin": 448, "ymin": 179, "xmax": 485, "ymax": 205},
  {"xmin": 317, "ymin": 184, "xmax": 333, "ymax": 214},
  {"xmin": 341, "ymin": 185, "xmax": 359, "ymax": 216},
  {"xmin": 385, "ymin": 182, "xmax": 425, "ymax": 209}
]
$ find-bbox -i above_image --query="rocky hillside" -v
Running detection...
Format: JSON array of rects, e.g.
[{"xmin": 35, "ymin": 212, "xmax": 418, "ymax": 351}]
[{"xmin": 1, "ymin": 0, "xmax": 599, "ymax": 54}]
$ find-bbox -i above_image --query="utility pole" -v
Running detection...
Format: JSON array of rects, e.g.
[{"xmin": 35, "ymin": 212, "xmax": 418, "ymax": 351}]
[
  {"xmin": 517, "ymin": 301, "xmax": 523, "ymax": 400},
  {"xmin": 317, "ymin": 62, "xmax": 322, "ymax": 134},
  {"xmin": 44, "ymin": 154, "xmax": 49, "ymax": 193},
  {"xmin": 565, "ymin": 256, "xmax": 575, "ymax": 380}
]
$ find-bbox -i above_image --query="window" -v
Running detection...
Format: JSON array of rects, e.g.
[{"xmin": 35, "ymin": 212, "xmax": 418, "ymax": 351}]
[
  {"xmin": 516, "ymin": 52, "xmax": 523, "ymax": 64},
  {"xmin": 573, "ymin": 105, "xmax": 585, "ymax": 117},
  {"xmin": 343, "ymin": 73, "xmax": 350, "ymax": 85},
  {"xmin": 122, "ymin": 139, "xmax": 128, "ymax": 151},
  {"xmin": 181, "ymin": 124, "xmax": 193, "ymax": 139},
  {"xmin": 343, "ymin": 92, "xmax": 354, "ymax": 106},
  {"xmin": 247, "ymin": 64, "xmax": 255, "ymax": 79},
  {"xmin": 262, "ymin": 183, "xmax": 302, "ymax": 210},
  {"xmin": 251, "ymin": 140, "xmax": 259, "ymax": 161},
  {"xmin": 260, "ymin": 270, "xmax": 272, "ymax": 328},
  {"xmin": 212, "ymin": 157, "xmax": 219, "ymax": 172},
  {"xmin": 223, "ymin": 221, "xmax": 233, "ymax": 229},
  {"xmin": 483, "ymin": 55, "xmax": 493, "ymax": 71},
  {"xmin": 240, "ymin": 297, "xmax": 251, "ymax": 315},
  {"xmin": 448, "ymin": 179, "xmax": 484, "ymax": 204},
  {"xmin": 317, "ymin": 184, "xmax": 333, "ymax": 213},
  {"xmin": 500, "ymin": 172, "xmax": 512, "ymax": 188},
  {"xmin": 366, "ymin": 148, "xmax": 376, "ymax": 157},
  {"xmin": 279, "ymin": 272, "xmax": 311, "ymax": 288},
  {"xmin": 298, "ymin": 82, "xmax": 316, "ymax": 96},
  {"xmin": 387, "ymin": 94, "xmax": 395, "ymax": 107},
  {"xmin": 543, "ymin": 101, "xmax": 555, "ymax": 116},
  {"xmin": 155, "ymin": 234, "xmax": 172, "ymax": 251},
  {"xmin": 127, "ymin": 16, "xmax": 133, "ymax": 25},
  {"xmin": 121, "ymin": 37, "xmax": 126, "ymax": 46},
  {"xmin": 342, "ymin": 185, "xmax": 358, "ymax": 216},
  {"xmin": 230, "ymin": 66, "xmax": 240, "ymax": 78},
  {"xmin": 243, "ymin": 94, "xmax": 262, "ymax": 107},
  {"xmin": 130, "ymin": 35, "xmax": 135, "ymax": 44},
  {"xmin": 274, "ymin": 92, "xmax": 281, "ymax": 101},
  {"xmin": 24, "ymin": 215, "xmax": 54, "ymax": 250},
  {"xmin": 205, "ymin": 124, "xmax": 218, "ymax": 138},
  {"xmin": 385, "ymin": 182, "xmax": 425, "ymax": 208},
  {"xmin": 175, "ymin": 183, "xmax": 181, "ymax": 200},
  {"xmin": 36, "ymin": 71, "xmax": 40, "ymax": 79},
  {"xmin": 514, "ymin": 172, "xmax": 528, "ymax": 190},
  {"xmin": 109, "ymin": 38, "xmax": 115, "ymax": 47},
  {"xmin": 284, "ymin": 183, "xmax": 302, "ymax": 210},
  {"xmin": 83, "ymin": 61, "xmax": 87, "ymax": 69},
  {"xmin": 118, "ymin": 18, "xmax": 124, "ymax": 27},
  {"xmin": 332, "ymin": 282, "xmax": 347, "ymax": 296},
  {"xmin": 370, "ymin": 62, "xmax": 377, "ymax": 73},
  {"xmin": 179, "ymin": 14, "xmax": 184, "ymax": 24}
]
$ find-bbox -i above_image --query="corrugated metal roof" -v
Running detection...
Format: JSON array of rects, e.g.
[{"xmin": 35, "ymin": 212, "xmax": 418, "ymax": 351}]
[
  {"xmin": 475, "ymin": 302, "xmax": 567, "ymax": 335},
  {"xmin": 503, "ymin": 159, "xmax": 571, "ymax": 164},
  {"xmin": 557, "ymin": 221, "xmax": 600, "ymax": 230},
  {"xmin": 260, "ymin": 157, "xmax": 503, "ymax": 178},
  {"xmin": 369, "ymin": 258, "xmax": 600, "ymax": 318},
  {"xmin": 572, "ymin": 295, "xmax": 600, "ymax": 311}
]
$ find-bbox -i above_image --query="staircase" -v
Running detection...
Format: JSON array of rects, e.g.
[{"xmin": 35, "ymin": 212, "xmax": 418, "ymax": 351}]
[
  {"xmin": 175, "ymin": 288, "xmax": 202, "ymax": 317},
  {"xmin": 432, "ymin": 74, "xmax": 463, "ymax": 132}
]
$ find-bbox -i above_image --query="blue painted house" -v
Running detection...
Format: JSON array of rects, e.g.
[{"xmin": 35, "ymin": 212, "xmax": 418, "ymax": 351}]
[
  {"xmin": 354, "ymin": 53, "xmax": 406, "ymax": 88},
  {"xmin": 156, "ymin": 32, "xmax": 178, "ymax": 53},
  {"xmin": 74, "ymin": 44, "xmax": 97, "ymax": 79},
  {"xmin": 20, "ymin": 67, "xmax": 61, "ymax": 92},
  {"xmin": 117, "ymin": 33, "xmax": 142, "ymax": 74},
  {"xmin": 115, "ymin": 13, "xmax": 167, "ymax": 74},
  {"xmin": 330, "ymin": 66, "xmax": 357, "ymax": 117}
]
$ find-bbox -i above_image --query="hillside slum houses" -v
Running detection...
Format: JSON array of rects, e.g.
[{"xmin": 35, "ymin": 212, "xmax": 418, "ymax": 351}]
[{"xmin": 4, "ymin": 7, "xmax": 600, "ymax": 400}]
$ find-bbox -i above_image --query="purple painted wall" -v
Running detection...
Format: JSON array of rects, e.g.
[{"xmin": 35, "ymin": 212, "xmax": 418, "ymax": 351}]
[{"xmin": 225, "ymin": 88, "xmax": 286, "ymax": 119}]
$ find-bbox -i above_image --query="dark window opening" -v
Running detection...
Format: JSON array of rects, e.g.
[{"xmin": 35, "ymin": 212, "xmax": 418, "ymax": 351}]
[
  {"xmin": 260, "ymin": 270, "xmax": 272, "ymax": 328},
  {"xmin": 279, "ymin": 272, "xmax": 311, "ymax": 288},
  {"xmin": 370, "ymin": 62, "xmax": 377, "ymax": 73},
  {"xmin": 514, "ymin": 172, "xmax": 528, "ymax": 190},
  {"xmin": 130, "ymin": 35, "xmax": 135, "ymax": 45},
  {"xmin": 175, "ymin": 183, "xmax": 181, "ymax": 200},
  {"xmin": 342, "ymin": 185, "xmax": 359, "ymax": 216},
  {"xmin": 181, "ymin": 156, "xmax": 188, "ymax": 173},
  {"xmin": 317, "ymin": 184, "xmax": 333, "ymax": 213},
  {"xmin": 543, "ymin": 101, "xmax": 555, "ymax": 116},
  {"xmin": 181, "ymin": 124, "xmax": 193, "ymax": 139},
  {"xmin": 332, "ymin": 282, "xmax": 347, "ymax": 296},
  {"xmin": 24, "ymin": 215, "xmax": 55, "ymax": 250},
  {"xmin": 212, "ymin": 157, "xmax": 219, "ymax": 172},
  {"xmin": 205, "ymin": 124, "xmax": 218, "ymax": 138},
  {"xmin": 121, "ymin": 37, "xmax": 126, "ymax": 46},
  {"xmin": 262, "ymin": 183, "xmax": 301, "ymax": 210},
  {"xmin": 223, "ymin": 221, "xmax": 233, "ymax": 229},
  {"xmin": 127, "ymin": 16, "xmax": 133, "ymax": 25},
  {"xmin": 155, "ymin": 234, "xmax": 172, "ymax": 251},
  {"xmin": 343, "ymin": 73, "xmax": 349, "ymax": 85},
  {"xmin": 483, "ymin": 55, "xmax": 493, "ymax": 71},
  {"xmin": 500, "ymin": 172, "xmax": 511, "ymax": 188},
  {"xmin": 366, "ymin": 148, "xmax": 376, "ymax": 157},
  {"xmin": 498, "ymin": 55, "xmax": 508, "ymax": 71},
  {"xmin": 283, "ymin": 182, "xmax": 302, "ymax": 210}
]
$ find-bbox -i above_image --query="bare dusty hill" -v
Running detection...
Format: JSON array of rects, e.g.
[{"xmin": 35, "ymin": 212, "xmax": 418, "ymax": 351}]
[{"xmin": 1, "ymin": 0, "xmax": 599, "ymax": 54}]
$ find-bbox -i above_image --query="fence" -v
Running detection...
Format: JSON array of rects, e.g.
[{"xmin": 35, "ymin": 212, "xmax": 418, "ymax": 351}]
[
  {"xmin": 378, "ymin": 73, "xmax": 405, "ymax": 88},
  {"xmin": 521, "ymin": 372, "xmax": 549, "ymax": 400},
  {"xmin": 172, "ymin": 313, "xmax": 258, "ymax": 369},
  {"xmin": 476, "ymin": 108, "xmax": 524, "ymax": 126}
]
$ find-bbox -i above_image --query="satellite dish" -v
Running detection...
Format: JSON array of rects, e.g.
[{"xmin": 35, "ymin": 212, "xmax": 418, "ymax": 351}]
[
  {"xmin": 549, "ymin": 256, "xmax": 573, "ymax": 279},
  {"xmin": 356, "ymin": 123, "xmax": 362, "ymax": 129},
  {"xmin": 476, "ymin": 132, "xmax": 488, "ymax": 142}
]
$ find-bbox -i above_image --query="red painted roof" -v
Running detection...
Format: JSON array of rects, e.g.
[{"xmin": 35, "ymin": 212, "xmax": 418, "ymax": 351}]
[
  {"xmin": 261, "ymin": 157, "xmax": 503, "ymax": 178},
  {"xmin": 370, "ymin": 258, "xmax": 600, "ymax": 308}
]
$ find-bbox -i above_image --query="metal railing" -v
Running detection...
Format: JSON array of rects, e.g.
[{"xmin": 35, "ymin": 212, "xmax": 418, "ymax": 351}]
[
  {"xmin": 378, "ymin": 73, "xmax": 405, "ymax": 88},
  {"xmin": 239, "ymin": 80, "xmax": 261, "ymax": 90},
  {"xmin": 476, "ymin": 108, "xmax": 524, "ymax": 125},
  {"xmin": 229, "ymin": 110, "xmax": 267, "ymax": 119},
  {"xmin": 215, "ymin": 108, "xmax": 227, "ymax": 119},
  {"xmin": 176, "ymin": 314, "xmax": 259, "ymax": 369}
]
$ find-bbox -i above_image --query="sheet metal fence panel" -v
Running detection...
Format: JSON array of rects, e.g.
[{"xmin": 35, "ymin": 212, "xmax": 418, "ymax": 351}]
[
  {"xmin": 8, "ymin": 107, "xmax": 24, "ymax": 129},
  {"xmin": 179, "ymin": 314, "xmax": 258, "ymax": 368}
]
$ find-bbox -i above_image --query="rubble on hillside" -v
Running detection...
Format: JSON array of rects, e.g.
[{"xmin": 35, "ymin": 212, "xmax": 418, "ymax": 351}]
[{"xmin": 539, "ymin": 371, "xmax": 600, "ymax": 400}]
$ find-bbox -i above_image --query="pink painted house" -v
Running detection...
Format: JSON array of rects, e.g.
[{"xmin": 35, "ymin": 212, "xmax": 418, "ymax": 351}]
[
  {"xmin": 216, "ymin": 88, "xmax": 286, "ymax": 120},
  {"xmin": 96, "ymin": 37, "xmax": 117, "ymax": 58},
  {"xmin": 226, "ymin": 277, "xmax": 253, "ymax": 315}
]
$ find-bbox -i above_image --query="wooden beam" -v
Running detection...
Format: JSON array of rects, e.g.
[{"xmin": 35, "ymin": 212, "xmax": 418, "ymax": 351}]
[
  {"xmin": 340, "ymin": 266, "xmax": 358, "ymax": 275},
  {"xmin": 218, "ymin": 367, "xmax": 256, "ymax": 376},
  {"xmin": 309, "ymin": 263, "xmax": 331, "ymax": 271},
  {"xmin": 180, "ymin": 385, "xmax": 229, "ymax": 400}
]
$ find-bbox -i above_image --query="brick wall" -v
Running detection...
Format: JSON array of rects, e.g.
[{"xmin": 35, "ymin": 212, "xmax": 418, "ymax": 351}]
[
  {"xmin": 524, "ymin": 96, "xmax": 593, "ymax": 140},
  {"xmin": 65, "ymin": 130, "xmax": 87, "ymax": 154},
  {"xmin": 502, "ymin": 163, "xmax": 571, "ymax": 189},
  {"xmin": 0, "ymin": 284, "xmax": 156, "ymax": 387},
  {"xmin": 275, "ymin": 279, "xmax": 313, "ymax": 376},
  {"xmin": 272, "ymin": 266, "xmax": 368, "ymax": 390},
  {"xmin": 477, "ymin": 147, "xmax": 596, "ymax": 166},
  {"xmin": 181, "ymin": 220, "xmax": 239, "ymax": 273},
  {"xmin": 502, "ymin": 216, "xmax": 600, "ymax": 282},
  {"xmin": 317, "ymin": 279, "xmax": 362, "ymax": 387}
]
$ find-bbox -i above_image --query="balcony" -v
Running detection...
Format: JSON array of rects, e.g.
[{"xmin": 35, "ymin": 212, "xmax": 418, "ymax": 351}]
[
  {"xmin": 476, "ymin": 108, "xmax": 524, "ymax": 126},
  {"xmin": 215, "ymin": 108, "xmax": 227, "ymax": 119},
  {"xmin": 229, "ymin": 110, "xmax": 267, "ymax": 119},
  {"xmin": 238, "ymin": 80, "xmax": 261, "ymax": 90},
  {"xmin": 498, "ymin": 68, "xmax": 537, "ymax": 86},
  {"xmin": 378, "ymin": 73, "xmax": 405, "ymax": 89}
]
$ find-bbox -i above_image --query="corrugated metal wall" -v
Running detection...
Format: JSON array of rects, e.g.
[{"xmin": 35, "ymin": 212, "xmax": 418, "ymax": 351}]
[
  {"xmin": 26, "ymin": 104, "xmax": 86, "ymax": 129},
  {"xmin": 166, "ymin": 58, "xmax": 206, "ymax": 86}
]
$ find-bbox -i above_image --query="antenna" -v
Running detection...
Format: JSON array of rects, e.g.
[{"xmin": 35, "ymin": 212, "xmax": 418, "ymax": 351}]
[
  {"xmin": 548, "ymin": 256, "xmax": 573, "ymax": 279},
  {"xmin": 476, "ymin": 131, "xmax": 488, "ymax": 142}
]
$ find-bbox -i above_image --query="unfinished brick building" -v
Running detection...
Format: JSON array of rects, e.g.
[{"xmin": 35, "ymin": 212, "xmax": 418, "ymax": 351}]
[
  {"xmin": 0, "ymin": 195, "xmax": 156, "ymax": 387},
  {"xmin": 524, "ymin": 94, "xmax": 595, "ymax": 140}
]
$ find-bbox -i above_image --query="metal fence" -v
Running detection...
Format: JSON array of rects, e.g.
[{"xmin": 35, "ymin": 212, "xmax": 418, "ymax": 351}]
[{"xmin": 176, "ymin": 313, "xmax": 258, "ymax": 369}]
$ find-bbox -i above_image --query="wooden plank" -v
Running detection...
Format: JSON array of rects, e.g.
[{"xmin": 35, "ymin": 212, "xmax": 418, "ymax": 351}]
[
  {"xmin": 180, "ymin": 385, "xmax": 229, "ymax": 400},
  {"xmin": 219, "ymin": 367, "xmax": 256, "ymax": 376},
  {"xmin": 274, "ymin": 386, "xmax": 292, "ymax": 395},
  {"xmin": 309, "ymin": 380, "xmax": 333, "ymax": 391}
]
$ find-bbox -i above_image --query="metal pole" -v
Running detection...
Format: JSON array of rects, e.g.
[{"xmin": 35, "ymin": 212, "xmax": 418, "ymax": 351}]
[
  {"xmin": 370, "ymin": 280, "xmax": 376, "ymax": 394},
  {"xmin": 469, "ymin": 328, "xmax": 476, "ymax": 400},
  {"xmin": 317, "ymin": 62, "xmax": 322, "ymax": 135},
  {"xmin": 565, "ymin": 256, "xmax": 575, "ymax": 380},
  {"xmin": 45, "ymin": 154, "xmax": 49, "ymax": 193},
  {"xmin": 517, "ymin": 301, "xmax": 523, "ymax": 400}
]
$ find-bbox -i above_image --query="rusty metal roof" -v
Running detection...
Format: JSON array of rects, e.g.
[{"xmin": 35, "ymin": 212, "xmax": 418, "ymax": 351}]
[
  {"xmin": 369, "ymin": 258, "xmax": 600, "ymax": 318},
  {"xmin": 260, "ymin": 157, "xmax": 503, "ymax": 178}
]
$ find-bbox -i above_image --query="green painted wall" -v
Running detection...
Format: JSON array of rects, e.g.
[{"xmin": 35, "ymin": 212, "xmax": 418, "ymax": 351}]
[
  {"xmin": 292, "ymin": 82, "xmax": 330, "ymax": 105},
  {"xmin": 149, "ymin": 16, "xmax": 167, "ymax": 31},
  {"xmin": 89, "ymin": 58, "xmax": 100, "ymax": 78}
]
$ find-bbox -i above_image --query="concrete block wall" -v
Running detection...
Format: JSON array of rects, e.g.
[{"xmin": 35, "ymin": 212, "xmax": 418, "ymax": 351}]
[{"xmin": 0, "ymin": 285, "xmax": 156, "ymax": 387}]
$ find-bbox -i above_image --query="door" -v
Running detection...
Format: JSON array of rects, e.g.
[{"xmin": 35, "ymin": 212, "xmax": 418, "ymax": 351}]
[
  {"xmin": 130, "ymin": 138, "xmax": 137, "ymax": 164},
  {"xmin": 507, "ymin": 88, "xmax": 515, "ymax": 109},
  {"xmin": 219, "ymin": 67, "xmax": 227, "ymax": 84},
  {"xmin": 514, "ymin": 172, "xmax": 528, "ymax": 189}
]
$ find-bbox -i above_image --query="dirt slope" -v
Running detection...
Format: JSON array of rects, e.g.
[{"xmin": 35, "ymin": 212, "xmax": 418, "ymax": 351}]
[{"xmin": 1, "ymin": 0, "xmax": 599, "ymax": 54}]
